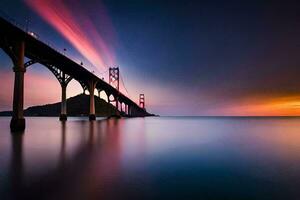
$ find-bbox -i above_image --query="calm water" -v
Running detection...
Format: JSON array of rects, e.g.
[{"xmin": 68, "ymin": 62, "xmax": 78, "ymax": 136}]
[{"xmin": 1, "ymin": 117, "xmax": 300, "ymax": 200}]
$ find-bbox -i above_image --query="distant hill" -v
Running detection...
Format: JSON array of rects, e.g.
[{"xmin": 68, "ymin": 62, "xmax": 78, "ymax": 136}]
[{"xmin": 0, "ymin": 94, "xmax": 121, "ymax": 117}]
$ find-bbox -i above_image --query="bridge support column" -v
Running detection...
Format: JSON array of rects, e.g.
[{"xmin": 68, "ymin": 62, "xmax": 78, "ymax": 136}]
[
  {"xmin": 125, "ymin": 105, "xmax": 128, "ymax": 115},
  {"xmin": 128, "ymin": 105, "xmax": 131, "ymax": 116},
  {"xmin": 10, "ymin": 41, "xmax": 25, "ymax": 132},
  {"xmin": 46, "ymin": 67, "xmax": 72, "ymax": 122},
  {"xmin": 59, "ymin": 84, "xmax": 67, "ymax": 121},
  {"xmin": 132, "ymin": 107, "xmax": 135, "ymax": 116},
  {"xmin": 88, "ymin": 80, "xmax": 97, "ymax": 120},
  {"xmin": 107, "ymin": 95, "xmax": 111, "ymax": 115},
  {"xmin": 115, "ymin": 98, "xmax": 119, "ymax": 111}
]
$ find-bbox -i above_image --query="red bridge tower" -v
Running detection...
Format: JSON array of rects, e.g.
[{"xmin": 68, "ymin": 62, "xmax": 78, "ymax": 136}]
[{"xmin": 139, "ymin": 94, "xmax": 145, "ymax": 109}]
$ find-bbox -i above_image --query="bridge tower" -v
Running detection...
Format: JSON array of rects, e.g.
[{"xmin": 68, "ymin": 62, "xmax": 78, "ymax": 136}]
[
  {"xmin": 109, "ymin": 67, "xmax": 119, "ymax": 90},
  {"xmin": 139, "ymin": 94, "xmax": 145, "ymax": 109},
  {"xmin": 109, "ymin": 67, "xmax": 120, "ymax": 110}
]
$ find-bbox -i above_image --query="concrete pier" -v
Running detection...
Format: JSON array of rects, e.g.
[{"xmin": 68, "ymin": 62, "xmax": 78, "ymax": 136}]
[
  {"xmin": 88, "ymin": 80, "xmax": 97, "ymax": 120},
  {"xmin": 59, "ymin": 84, "xmax": 67, "ymax": 121},
  {"xmin": 10, "ymin": 41, "xmax": 25, "ymax": 132},
  {"xmin": 115, "ymin": 97, "xmax": 119, "ymax": 111}
]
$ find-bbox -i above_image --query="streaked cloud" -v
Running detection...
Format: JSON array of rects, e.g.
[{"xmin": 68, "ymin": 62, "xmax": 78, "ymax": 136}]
[{"xmin": 24, "ymin": 0, "xmax": 116, "ymax": 72}]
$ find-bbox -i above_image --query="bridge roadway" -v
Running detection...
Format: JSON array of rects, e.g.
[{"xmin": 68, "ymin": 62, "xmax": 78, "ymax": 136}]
[{"xmin": 0, "ymin": 16, "xmax": 151, "ymax": 132}]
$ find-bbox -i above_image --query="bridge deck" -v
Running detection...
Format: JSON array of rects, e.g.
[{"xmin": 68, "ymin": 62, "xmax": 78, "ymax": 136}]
[{"xmin": 0, "ymin": 16, "xmax": 148, "ymax": 114}]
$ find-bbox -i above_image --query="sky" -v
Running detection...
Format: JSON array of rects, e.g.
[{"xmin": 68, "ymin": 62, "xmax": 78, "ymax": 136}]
[{"xmin": 0, "ymin": 0, "xmax": 300, "ymax": 116}]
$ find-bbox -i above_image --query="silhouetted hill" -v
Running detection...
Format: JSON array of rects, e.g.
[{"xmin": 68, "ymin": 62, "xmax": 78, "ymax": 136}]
[{"xmin": 0, "ymin": 94, "xmax": 120, "ymax": 117}]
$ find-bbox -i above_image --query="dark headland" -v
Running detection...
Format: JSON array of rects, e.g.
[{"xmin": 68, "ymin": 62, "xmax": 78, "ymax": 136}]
[{"xmin": 0, "ymin": 94, "xmax": 155, "ymax": 117}]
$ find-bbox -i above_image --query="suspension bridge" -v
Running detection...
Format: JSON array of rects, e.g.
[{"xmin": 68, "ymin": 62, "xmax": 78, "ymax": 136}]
[{"xmin": 0, "ymin": 15, "xmax": 152, "ymax": 132}]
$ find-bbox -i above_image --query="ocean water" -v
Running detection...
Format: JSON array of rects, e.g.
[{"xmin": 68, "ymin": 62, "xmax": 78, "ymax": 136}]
[{"xmin": 1, "ymin": 116, "xmax": 300, "ymax": 200}]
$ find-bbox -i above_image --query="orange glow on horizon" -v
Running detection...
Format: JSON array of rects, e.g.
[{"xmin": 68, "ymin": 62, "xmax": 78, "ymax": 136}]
[
  {"xmin": 220, "ymin": 96, "xmax": 300, "ymax": 116},
  {"xmin": 1, "ymin": 65, "xmax": 300, "ymax": 116}
]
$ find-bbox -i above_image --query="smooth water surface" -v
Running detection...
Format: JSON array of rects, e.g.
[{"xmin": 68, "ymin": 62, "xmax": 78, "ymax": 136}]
[{"xmin": 1, "ymin": 117, "xmax": 300, "ymax": 199}]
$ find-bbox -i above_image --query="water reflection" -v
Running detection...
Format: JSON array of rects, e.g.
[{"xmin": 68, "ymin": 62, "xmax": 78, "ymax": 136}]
[
  {"xmin": 9, "ymin": 134, "xmax": 24, "ymax": 200},
  {"xmin": 1, "ymin": 117, "xmax": 300, "ymax": 199},
  {"xmin": 3, "ymin": 118, "xmax": 127, "ymax": 199},
  {"xmin": 58, "ymin": 121, "xmax": 66, "ymax": 167}
]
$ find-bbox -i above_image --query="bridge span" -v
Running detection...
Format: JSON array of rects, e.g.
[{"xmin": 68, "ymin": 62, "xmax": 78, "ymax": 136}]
[{"xmin": 0, "ymin": 16, "xmax": 152, "ymax": 132}]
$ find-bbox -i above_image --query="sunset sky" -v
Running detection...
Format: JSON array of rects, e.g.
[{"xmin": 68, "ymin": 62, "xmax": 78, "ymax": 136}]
[{"xmin": 0, "ymin": 0, "xmax": 300, "ymax": 116}]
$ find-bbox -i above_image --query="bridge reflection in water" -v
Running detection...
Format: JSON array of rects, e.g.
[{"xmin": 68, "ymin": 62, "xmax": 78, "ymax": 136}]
[{"xmin": 3, "ymin": 117, "xmax": 147, "ymax": 200}]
